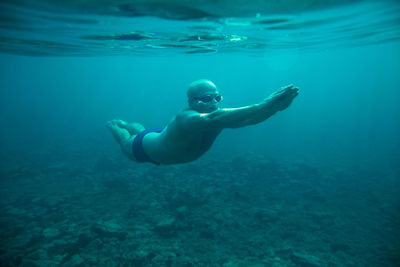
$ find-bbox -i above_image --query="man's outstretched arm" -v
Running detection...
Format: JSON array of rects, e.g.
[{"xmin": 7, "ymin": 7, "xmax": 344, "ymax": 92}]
[{"xmin": 182, "ymin": 85, "xmax": 299, "ymax": 129}]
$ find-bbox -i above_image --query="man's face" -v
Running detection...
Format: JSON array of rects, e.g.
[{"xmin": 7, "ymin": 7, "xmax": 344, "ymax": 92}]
[{"xmin": 190, "ymin": 89, "xmax": 222, "ymax": 113}]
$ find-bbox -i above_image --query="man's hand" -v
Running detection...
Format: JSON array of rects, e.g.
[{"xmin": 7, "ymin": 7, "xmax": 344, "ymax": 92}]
[{"xmin": 266, "ymin": 84, "xmax": 299, "ymax": 112}]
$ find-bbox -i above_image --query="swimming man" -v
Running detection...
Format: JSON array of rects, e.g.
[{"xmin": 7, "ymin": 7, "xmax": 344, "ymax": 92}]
[{"xmin": 107, "ymin": 79, "xmax": 299, "ymax": 165}]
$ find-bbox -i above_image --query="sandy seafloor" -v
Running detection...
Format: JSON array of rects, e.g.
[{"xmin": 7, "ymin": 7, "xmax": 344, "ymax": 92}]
[{"xmin": 0, "ymin": 140, "xmax": 399, "ymax": 266}]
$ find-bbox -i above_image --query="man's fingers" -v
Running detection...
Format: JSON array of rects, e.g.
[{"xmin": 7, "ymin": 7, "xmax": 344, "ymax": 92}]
[
  {"xmin": 284, "ymin": 86, "xmax": 299, "ymax": 94},
  {"xmin": 273, "ymin": 85, "xmax": 299, "ymax": 99},
  {"xmin": 291, "ymin": 89, "xmax": 299, "ymax": 97},
  {"xmin": 288, "ymin": 87, "xmax": 299, "ymax": 94}
]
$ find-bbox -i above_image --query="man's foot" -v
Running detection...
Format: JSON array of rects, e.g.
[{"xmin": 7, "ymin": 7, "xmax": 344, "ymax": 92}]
[
  {"xmin": 267, "ymin": 84, "xmax": 299, "ymax": 112},
  {"xmin": 106, "ymin": 119, "xmax": 127, "ymax": 128}
]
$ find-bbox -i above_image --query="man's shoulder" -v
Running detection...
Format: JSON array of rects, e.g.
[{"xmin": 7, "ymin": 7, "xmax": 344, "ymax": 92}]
[
  {"xmin": 176, "ymin": 108, "xmax": 200, "ymax": 119},
  {"xmin": 172, "ymin": 109, "xmax": 204, "ymax": 129}
]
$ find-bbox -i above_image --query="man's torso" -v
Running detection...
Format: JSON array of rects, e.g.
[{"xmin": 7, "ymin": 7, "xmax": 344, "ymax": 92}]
[{"xmin": 143, "ymin": 110, "xmax": 222, "ymax": 164}]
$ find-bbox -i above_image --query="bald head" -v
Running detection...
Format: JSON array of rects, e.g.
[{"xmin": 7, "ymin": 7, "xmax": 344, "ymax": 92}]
[
  {"xmin": 187, "ymin": 79, "xmax": 221, "ymax": 113},
  {"xmin": 187, "ymin": 79, "xmax": 217, "ymax": 99}
]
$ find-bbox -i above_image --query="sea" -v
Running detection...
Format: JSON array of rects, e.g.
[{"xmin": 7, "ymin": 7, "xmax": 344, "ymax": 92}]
[{"xmin": 0, "ymin": 0, "xmax": 399, "ymax": 266}]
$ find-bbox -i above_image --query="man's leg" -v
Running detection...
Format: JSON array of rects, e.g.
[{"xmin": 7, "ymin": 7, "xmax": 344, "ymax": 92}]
[
  {"xmin": 108, "ymin": 119, "xmax": 145, "ymax": 135},
  {"xmin": 118, "ymin": 120, "xmax": 145, "ymax": 135},
  {"xmin": 106, "ymin": 120, "xmax": 131, "ymax": 146},
  {"xmin": 106, "ymin": 120, "xmax": 142, "ymax": 161}
]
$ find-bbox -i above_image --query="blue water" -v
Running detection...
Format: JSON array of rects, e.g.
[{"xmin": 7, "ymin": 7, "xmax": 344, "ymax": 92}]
[{"xmin": 0, "ymin": 0, "xmax": 399, "ymax": 266}]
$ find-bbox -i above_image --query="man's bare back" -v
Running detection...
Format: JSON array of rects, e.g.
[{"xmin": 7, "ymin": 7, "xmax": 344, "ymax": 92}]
[{"xmin": 107, "ymin": 79, "xmax": 299, "ymax": 165}]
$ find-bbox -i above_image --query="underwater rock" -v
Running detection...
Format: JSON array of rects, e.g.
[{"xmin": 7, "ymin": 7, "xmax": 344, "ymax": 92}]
[
  {"xmin": 301, "ymin": 190, "xmax": 326, "ymax": 203},
  {"xmin": 275, "ymin": 247, "xmax": 294, "ymax": 258},
  {"xmin": 151, "ymin": 251, "xmax": 177, "ymax": 265},
  {"xmin": 311, "ymin": 212, "xmax": 335, "ymax": 229},
  {"xmin": 253, "ymin": 208, "xmax": 279, "ymax": 223},
  {"xmin": 6, "ymin": 206, "xmax": 27, "ymax": 216},
  {"xmin": 20, "ymin": 234, "xmax": 45, "ymax": 251},
  {"xmin": 175, "ymin": 205, "xmax": 188, "ymax": 214},
  {"xmin": 28, "ymin": 249, "xmax": 46, "ymax": 261},
  {"xmin": 199, "ymin": 229, "xmax": 215, "ymax": 239},
  {"xmin": 174, "ymin": 205, "xmax": 189, "ymax": 219},
  {"xmin": 90, "ymin": 220, "xmax": 127, "ymax": 240},
  {"xmin": 20, "ymin": 260, "xmax": 41, "ymax": 267},
  {"xmin": 329, "ymin": 242, "xmax": 351, "ymax": 253},
  {"xmin": 47, "ymin": 239, "xmax": 80, "ymax": 257},
  {"xmin": 76, "ymin": 232, "xmax": 93, "ymax": 248},
  {"xmin": 125, "ymin": 250, "xmax": 157, "ymax": 266},
  {"xmin": 42, "ymin": 228, "xmax": 61, "ymax": 239},
  {"xmin": 153, "ymin": 217, "xmax": 177, "ymax": 237},
  {"xmin": 290, "ymin": 252, "xmax": 323, "ymax": 267},
  {"xmin": 167, "ymin": 190, "xmax": 205, "ymax": 210},
  {"xmin": 61, "ymin": 254, "xmax": 84, "ymax": 267}
]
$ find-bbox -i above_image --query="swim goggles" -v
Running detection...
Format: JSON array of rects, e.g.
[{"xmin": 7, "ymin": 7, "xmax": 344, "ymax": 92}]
[{"xmin": 194, "ymin": 94, "xmax": 223, "ymax": 103}]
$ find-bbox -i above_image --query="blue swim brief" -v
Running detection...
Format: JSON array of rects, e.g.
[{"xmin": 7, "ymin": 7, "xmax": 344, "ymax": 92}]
[{"xmin": 132, "ymin": 128, "xmax": 163, "ymax": 165}]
